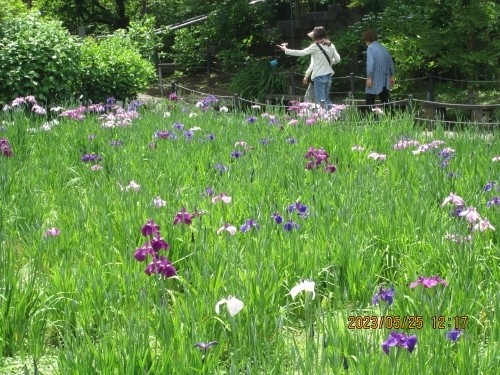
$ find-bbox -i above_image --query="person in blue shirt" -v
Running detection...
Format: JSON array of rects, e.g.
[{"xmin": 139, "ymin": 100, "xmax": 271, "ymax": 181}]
[{"xmin": 363, "ymin": 30, "xmax": 395, "ymax": 108}]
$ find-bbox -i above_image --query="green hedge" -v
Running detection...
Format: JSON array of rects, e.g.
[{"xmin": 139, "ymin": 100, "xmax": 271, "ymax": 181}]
[
  {"xmin": 0, "ymin": 12, "xmax": 157, "ymax": 105},
  {"xmin": 0, "ymin": 12, "xmax": 83, "ymax": 103}
]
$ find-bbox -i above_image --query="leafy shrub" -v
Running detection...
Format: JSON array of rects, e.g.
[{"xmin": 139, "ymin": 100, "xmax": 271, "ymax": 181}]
[
  {"xmin": 0, "ymin": 12, "xmax": 83, "ymax": 103},
  {"xmin": 229, "ymin": 59, "xmax": 288, "ymax": 101},
  {"xmin": 80, "ymin": 36, "xmax": 156, "ymax": 102}
]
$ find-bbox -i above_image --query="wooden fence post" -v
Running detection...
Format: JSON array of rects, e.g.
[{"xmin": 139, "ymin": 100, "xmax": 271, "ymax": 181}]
[
  {"xmin": 349, "ymin": 73, "xmax": 355, "ymax": 99},
  {"xmin": 206, "ymin": 51, "xmax": 211, "ymax": 88},
  {"xmin": 233, "ymin": 94, "xmax": 240, "ymax": 111},
  {"xmin": 289, "ymin": 67, "xmax": 295, "ymax": 95},
  {"xmin": 158, "ymin": 67, "xmax": 164, "ymax": 98},
  {"xmin": 427, "ymin": 74, "xmax": 435, "ymax": 101},
  {"xmin": 171, "ymin": 82, "xmax": 177, "ymax": 95}
]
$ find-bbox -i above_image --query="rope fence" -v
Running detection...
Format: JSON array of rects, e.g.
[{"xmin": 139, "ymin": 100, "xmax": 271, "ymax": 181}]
[{"xmin": 163, "ymin": 83, "xmax": 500, "ymax": 129}]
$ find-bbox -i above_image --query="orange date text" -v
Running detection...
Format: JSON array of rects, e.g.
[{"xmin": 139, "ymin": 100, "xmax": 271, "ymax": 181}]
[{"xmin": 347, "ymin": 315, "xmax": 423, "ymax": 329}]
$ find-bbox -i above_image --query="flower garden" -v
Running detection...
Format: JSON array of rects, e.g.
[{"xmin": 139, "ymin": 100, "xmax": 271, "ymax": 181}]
[{"xmin": 1, "ymin": 94, "xmax": 499, "ymax": 374}]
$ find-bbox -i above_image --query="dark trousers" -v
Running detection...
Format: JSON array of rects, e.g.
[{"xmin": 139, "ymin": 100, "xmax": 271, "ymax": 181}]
[
  {"xmin": 363, "ymin": 87, "xmax": 391, "ymax": 114},
  {"xmin": 365, "ymin": 87, "xmax": 390, "ymax": 105}
]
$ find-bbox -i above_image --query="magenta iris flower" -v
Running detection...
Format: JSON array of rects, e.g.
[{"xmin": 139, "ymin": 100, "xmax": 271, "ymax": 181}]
[
  {"xmin": 173, "ymin": 208, "xmax": 192, "ymax": 225},
  {"xmin": 446, "ymin": 329, "xmax": 462, "ymax": 342},
  {"xmin": 240, "ymin": 219, "xmax": 259, "ymax": 233},
  {"xmin": 142, "ymin": 219, "xmax": 160, "ymax": 237},
  {"xmin": 381, "ymin": 332, "xmax": 417, "ymax": 354},
  {"xmin": 0, "ymin": 137, "xmax": 13, "ymax": 157},
  {"xmin": 144, "ymin": 256, "xmax": 176, "ymax": 278},
  {"xmin": 169, "ymin": 93, "xmax": 180, "ymax": 101},
  {"xmin": 324, "ymin": 164, "xmax": 337, "ymax": 173},
  {"xmin": 134, "ymin": 242, "xmax": 154, "ymax": 262},
  {"xmin": 151, "ymin": 232, "xmax": 170, "ymax": 252},
  {"xmin": 409, "ymin": 276, "xmax": 448, "ymax": 289},
  {"xmin": 372, "ymin": 285, "xmax": 394, "ymax": 305}
]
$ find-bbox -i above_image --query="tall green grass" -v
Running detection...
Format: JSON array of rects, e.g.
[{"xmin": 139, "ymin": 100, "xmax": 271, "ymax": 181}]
[{"xmin": 0, "ymin": 99, "xmax": 499, "ymax": 374}]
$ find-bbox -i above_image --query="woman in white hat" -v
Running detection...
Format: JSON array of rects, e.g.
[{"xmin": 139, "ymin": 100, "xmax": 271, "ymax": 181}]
[{"xmin": 277, "ymin": 26, "xmax": 341, "ymax": 108}]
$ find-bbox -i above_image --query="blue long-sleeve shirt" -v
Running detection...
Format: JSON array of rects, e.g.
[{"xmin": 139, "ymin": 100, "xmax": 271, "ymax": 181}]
[{"xmin": 366, "ymin": 41, "xmax": 395, "ymax": 95}]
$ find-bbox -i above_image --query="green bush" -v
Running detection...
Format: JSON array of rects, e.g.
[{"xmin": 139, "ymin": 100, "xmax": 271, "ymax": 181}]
[
  {"xmin": 229, "ymin": 59, "xmax": 288, "ymax": 101},
  {"xmin": 0, "ymin": 12, "xmax": 83, "ymax": 103},
  {"xmin": 80, "ymin": 36, "xmax": 156, "ymax": 103}
]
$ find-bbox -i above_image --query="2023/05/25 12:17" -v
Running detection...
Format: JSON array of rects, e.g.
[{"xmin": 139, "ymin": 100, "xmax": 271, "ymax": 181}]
[{"xmin": 431, "ymin": 316, "xmax": 468, "ymax": 329}]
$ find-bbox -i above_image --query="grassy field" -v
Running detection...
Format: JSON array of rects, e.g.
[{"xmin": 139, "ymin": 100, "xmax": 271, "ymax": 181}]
[{"xmin": 1, "ymin": 95, "xmax": 499, "ymax": 374}]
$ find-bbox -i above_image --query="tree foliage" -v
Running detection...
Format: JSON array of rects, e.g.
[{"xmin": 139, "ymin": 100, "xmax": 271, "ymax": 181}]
[{"xmin": 0, "ymin": 0, "xmax": 27, "ymax": 22}]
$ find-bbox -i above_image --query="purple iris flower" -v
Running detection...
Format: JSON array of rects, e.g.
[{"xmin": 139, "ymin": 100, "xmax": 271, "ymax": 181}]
[
  {"xmin": 381, "ymin": 332, "xmax": 417, "ymax": 354},
  {"xmin": 81, "ymin": 153, "xmax": 102, "ymax": 162},
  {"xmin": 184, "ymin": 130, "xmax": 194, "ymax": 140},
  {"xmin": 487, "ymin": 196, "xmax": 500, "ymax": 207},
  {"xmin": 203, "ymin": 187, "xmax": 215, "ymax": 197},
  {"xmin": 271, "ymin": 212, "xmax": 283, "ymax": 224},
  {"xmin": 144, "ymin": 256, "xmax": 176, "ymax": 278},
  {"xmin": 260, "ymin": 138, "xmax": 270, "ymax": 145},
  {"xmin": 440, "ymin": 159, "xmax": 449, "ymax": 168},
  {"xmin": 283, "ymin": 220, "xmax": 300, "ymax": 231},
  {"xmin": 268, "ymin": 118, "xmax": 278, "ymax": 125},
  {"xmin": 230, "ymin": 150, "xmax": 243, "ymax": 158},
  {"xmin": 285, "ymin": 138, "xmax": 297, "ymax": 144},
  {"xmin": 446, "ymin": 329, "xmax": 462, "ymax": 342},
  {"xmin": 207, "ymin": 134, "xmax": 216, "ymax": 140},
  {"xmin": 151, "ymin": 232, "xmax": 170, "ymax": 252},
  {"xmin": 194, "ymin": 341, "xmax": 218, "ymax": 352},
  {"xmin": 450, "ymin": 207, "xmax": 463, "ymax": 217},
  {"xmin": 246, "ymin": 116, "xmax": 256, "ymax": 123},
  {"xmin": 110, "ymin": 141, "xmax": 122, "ymax": 146},
  {"xmin": 107, "ymin": 97, "xmax": 116, "ymax": 105},
  {"xmin": 173, "ymin": 208, "xmax": 192, "ymax": 225},
  {"xmin": 214, "ymin": 163, "xmax": 228, "ymax": 173},
  {"xmin": 173, "ymin": 122, "xmax": 184, "ymax": 130},
  {"xmin": 372, "ymin": 286, "xmax": 394, "ymax": 305},
  {"xmin": 142, "ymin": 219, "xmax": 160, "ymax": 237},
  {"xmin": 240, "ymin": 219, "xmax": 259, "ymax": 233},
  {"xmin": 447, "ymin": 172, "xmax": 459, "ymax": 178},
  {"xmin": 154, "ymin": 130, "xmax": 178, "ymax": 140},
  {"xmin": 288, "ymin": 202, "xmax": 308, "ymax": 214},
  {"xmin": 484, "ymin": 181, "xmax": 497, "ymax": 192},
  {"xmin": 134, "ymin": 242, "xmax": 154, "ymax": 262}
]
